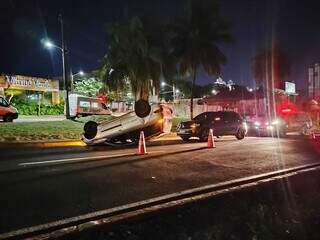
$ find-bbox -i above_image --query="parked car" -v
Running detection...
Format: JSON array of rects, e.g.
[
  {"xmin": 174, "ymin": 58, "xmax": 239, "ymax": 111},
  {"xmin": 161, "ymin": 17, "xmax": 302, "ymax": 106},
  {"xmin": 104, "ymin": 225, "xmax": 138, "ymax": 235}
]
[
  {"xmin": 247, "ymin": 111, "xmax": 312, "ymax": 137},
  {"xmin": 177, "ymin": 111, "xmax": 247, "ymax": 141},
  {"xmin": 0, "ymin": 95, "xmax": 18, "ymax": 122}
]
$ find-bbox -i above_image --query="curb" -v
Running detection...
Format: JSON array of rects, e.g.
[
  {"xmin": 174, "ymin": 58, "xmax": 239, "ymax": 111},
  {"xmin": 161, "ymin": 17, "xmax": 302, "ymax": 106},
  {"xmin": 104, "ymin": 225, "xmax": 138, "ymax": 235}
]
[{"xmin": 0, "ymin": 140, "xmax": 86, "ymax": 149}]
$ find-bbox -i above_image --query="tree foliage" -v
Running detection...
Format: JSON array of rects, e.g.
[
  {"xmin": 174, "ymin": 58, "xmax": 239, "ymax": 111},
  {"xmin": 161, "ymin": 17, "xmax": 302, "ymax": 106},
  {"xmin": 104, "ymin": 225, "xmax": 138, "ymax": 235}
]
[
  {"xmin": 252, "ymin": 44, "xmax": 290, "ymax": 90},
  {"xmin": 170, "ymin": 0, "xmax": 232, "ymax": 118},
  {"xmin": 101, "ymin": 16, "xmax": 175, "ymax": 101},
  {"xmin": 100, "ymin": 0, "xmax": 231, "ymax": 117},
  {"xmin": 74, "ymin": 77, "xmax": 103, "ymax": 97}
]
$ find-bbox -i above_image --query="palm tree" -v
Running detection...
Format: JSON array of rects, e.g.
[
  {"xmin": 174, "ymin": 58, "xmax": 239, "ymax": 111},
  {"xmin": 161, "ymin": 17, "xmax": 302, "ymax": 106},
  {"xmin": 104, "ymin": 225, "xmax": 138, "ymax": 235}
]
[
  {"xmin": 252, "ymin": 44, "xmax": 290, "ymax": 90},
  {"xmin": 101, "ymin": 16, "xmax": 175, "ymax": 102},
  {"xmin": 171, "ymin": 0, "xmax": 232, "ymax": 119}
]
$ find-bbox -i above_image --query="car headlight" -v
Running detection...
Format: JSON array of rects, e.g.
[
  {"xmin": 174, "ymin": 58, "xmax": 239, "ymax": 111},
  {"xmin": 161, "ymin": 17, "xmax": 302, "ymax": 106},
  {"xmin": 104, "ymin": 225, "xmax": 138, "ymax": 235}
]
[
  {"xmin": 191, "ymin": 123, "xmax": 200, "ymax": 128},
  {"xmin": 254, "ymin": 121, "xmax": 260, "ymax": 126}
]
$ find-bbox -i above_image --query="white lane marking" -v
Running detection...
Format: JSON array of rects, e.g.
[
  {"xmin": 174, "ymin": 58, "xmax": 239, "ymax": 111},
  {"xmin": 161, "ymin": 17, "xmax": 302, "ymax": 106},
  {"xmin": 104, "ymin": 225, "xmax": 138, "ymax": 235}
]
[
  {"xmin": 18, "ymin": 150, "xmax": 165, "ymax": 167},
  {"xmin": 3, "ymin": 162, "xmax": 320, "ymax": 240},
  {"xmin": 18, "ymin": 142, "xmax": 212, "ymax": 167}
]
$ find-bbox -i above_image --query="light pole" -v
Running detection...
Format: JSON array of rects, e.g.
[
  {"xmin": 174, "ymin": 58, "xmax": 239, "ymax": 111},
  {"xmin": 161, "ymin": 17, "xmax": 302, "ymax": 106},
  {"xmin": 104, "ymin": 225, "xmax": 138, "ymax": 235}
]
[
  {"xmin": 43, "ymin": 14, "xmax": 70, "ymax": 119},
  {"xmin": 161, "ymin": 81, "xmax": 179, "ymax": 100},
  {"xmin": 70, "ymin": 70, "xmax": 84, "ymax": 92}
]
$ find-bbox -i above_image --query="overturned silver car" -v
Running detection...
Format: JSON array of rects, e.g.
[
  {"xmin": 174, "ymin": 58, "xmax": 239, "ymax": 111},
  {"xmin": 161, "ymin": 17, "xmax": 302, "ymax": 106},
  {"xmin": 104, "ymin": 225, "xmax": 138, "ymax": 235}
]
[{"xmin": 82, "ymin": 103, "xmax": 173, "ymax": 145}]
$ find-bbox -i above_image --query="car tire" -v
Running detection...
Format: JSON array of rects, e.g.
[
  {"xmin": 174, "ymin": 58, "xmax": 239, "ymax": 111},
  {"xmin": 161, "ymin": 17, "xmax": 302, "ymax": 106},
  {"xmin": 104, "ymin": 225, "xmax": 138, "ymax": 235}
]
[
  {"xmin": 3, "ymin": 115, "xmax": 13, "ymax": 122},
  {"xmin": 199, "ymin": 128, "xmax": 209, "ymax": 142},
  {"xmin": 235, "ymin": 129, "xmax": 245, "ymax": 140},
  {"xmin": 300, "ymin": 125, "xmax": 309, "ymax": 136},
  {"xmin": 279, "ymin": 130, "xmax": 287, "ymax": 138},
  {"xmin": 181, "ymin": 137, "xmax": 190, "ymax": 141}
]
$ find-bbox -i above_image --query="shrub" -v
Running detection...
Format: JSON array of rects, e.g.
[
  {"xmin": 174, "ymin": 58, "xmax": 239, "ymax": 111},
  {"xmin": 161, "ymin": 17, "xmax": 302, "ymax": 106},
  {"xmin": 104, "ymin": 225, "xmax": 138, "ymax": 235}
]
[{"xmin": 11, "ymin": 98, "xmax": 64, "ymax": 115}]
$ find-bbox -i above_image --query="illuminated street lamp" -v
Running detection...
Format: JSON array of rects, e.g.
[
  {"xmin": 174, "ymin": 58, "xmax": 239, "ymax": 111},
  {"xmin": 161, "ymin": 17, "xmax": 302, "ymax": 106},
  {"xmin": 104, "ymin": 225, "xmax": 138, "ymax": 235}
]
[
  {"xmin": 44, "ymin": 40, "xmax": 63, "ymax": 51},
  {"xmin": 42, "ymin": 14, "xmax": 70, "ymax": 118},
  {"xmin": 70, "ymin": 70, "xmax": 85, "ymax": 92},
  {"xmin": 161, "ymin": 81, "xmax": 177, "ymax": 100}
]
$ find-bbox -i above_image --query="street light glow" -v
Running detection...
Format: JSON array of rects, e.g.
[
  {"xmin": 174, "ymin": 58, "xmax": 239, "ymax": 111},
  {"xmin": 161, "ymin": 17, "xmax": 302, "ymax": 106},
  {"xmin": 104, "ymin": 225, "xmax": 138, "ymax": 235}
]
[
  {"xmin": 44, "ymin": 40, "xmax": 54, "ymax": 49},
  {"xmin": 79, "ymin": 71, "xmax": 84, "ymax": 76},
  {"xmin": 161, "ymin": 81, "xmax": 166, "ymax": 87},
  {"xmin": 212, "ymin": 89, "xmax": 217, "ymax": 95},
  {"xmin": 176, "ymin": 89, "xmax": 180, "ymax": 93},
  {"xmin": 109, "ymin": 68, "xmax": 114, "ymax": 75}
]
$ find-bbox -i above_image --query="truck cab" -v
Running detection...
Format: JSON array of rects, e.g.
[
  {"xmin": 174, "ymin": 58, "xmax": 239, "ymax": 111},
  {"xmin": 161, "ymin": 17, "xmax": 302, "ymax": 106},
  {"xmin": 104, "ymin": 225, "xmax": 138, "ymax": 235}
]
[{"xmin": 0, "ymin": 96, "xmax": 18, "ymax": 122}]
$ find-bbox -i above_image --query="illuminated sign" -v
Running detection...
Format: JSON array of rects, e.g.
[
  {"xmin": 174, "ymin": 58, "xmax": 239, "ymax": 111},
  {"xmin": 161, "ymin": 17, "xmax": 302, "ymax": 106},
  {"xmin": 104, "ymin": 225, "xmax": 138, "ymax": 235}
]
[
  {"xmin": 285, "ymin": 82, "xmax": 296, "ymax": 94},
  {"xmin": 0, "ymin": 74, "xmax": 59, "ymax": 92}
]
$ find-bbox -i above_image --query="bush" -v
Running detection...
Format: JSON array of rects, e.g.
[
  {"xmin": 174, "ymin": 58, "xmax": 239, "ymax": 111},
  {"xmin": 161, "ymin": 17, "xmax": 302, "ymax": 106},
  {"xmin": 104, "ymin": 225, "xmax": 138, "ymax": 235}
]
[{"xmin": 11, "ymin": 98, "xmax": 64, "ymax": 115}]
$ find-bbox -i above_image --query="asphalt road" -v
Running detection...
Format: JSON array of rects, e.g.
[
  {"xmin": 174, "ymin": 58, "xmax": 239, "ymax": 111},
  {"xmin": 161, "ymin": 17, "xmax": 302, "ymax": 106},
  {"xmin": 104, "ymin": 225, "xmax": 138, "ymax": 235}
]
[{"xmin": 0, "ymin": 135, "xmax": 319, "ymax": 235}]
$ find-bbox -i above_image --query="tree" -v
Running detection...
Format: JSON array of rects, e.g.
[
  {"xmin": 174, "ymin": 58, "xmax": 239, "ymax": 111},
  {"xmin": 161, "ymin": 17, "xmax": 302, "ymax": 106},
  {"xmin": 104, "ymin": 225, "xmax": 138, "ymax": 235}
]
[
  {"xmin": 74, "ymin": 77, "xmax": 103, "ymax": 97},
  {"xmin": 252, "ymin": 44, "xmax": 290, "ymax": 90},
  {"xmin": 171, "ymin": 0, "xmax": 232, "ymax": 119},
  {"xmin": 101, "ymin": 16, "xmax": 175, "ymax": 102}
]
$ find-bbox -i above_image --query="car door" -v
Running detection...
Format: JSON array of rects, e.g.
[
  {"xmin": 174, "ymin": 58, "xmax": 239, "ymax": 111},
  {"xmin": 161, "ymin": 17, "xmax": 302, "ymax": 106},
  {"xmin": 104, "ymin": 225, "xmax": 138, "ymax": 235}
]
[
  {"xmin": 211, "ymin": 112, "xmax": 225, "ymax": 135},
  {"xmin": 222, "ymin": 112, "xmax": 240, "ymax": 134},
  {"xmin": 0, "ymin": 97, "xmax": 9, "ymax": 120}
]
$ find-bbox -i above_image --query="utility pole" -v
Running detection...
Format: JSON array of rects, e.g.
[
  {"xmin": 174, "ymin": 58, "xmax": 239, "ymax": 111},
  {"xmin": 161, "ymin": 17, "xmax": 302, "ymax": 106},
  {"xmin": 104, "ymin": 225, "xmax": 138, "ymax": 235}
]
[{"xmin": 59, "ymin": 14, "xmax": 70, "ymax": 119}]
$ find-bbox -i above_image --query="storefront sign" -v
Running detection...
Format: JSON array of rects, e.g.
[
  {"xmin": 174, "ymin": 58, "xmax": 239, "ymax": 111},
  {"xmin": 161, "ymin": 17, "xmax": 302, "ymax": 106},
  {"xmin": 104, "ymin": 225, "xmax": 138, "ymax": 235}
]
[
  {"xmin": 0, "ymin": 74, "xmax": 59, "ymax": 92},
  {"xmin": 285, "ymin": 81, "xmax": 296, "ymax": 94}
]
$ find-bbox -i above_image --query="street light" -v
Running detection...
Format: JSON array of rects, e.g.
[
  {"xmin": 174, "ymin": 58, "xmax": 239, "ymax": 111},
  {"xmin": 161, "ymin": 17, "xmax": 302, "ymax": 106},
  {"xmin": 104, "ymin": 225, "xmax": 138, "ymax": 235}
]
[
  {"xmin": 44, "ymin": 40, "xmax": 63, "ymax": 51},
  {"xmin": 42, "ymin": 14, "xmax": 70, "ymax": 119},
  {"xmin": 72, "ymin": 70, "xmax": 84, "ymax": 77},
  {"xmin": 44, "ymin": 40, "xmax": 54, "ymax": 49},
  {"xmin": 70, "ymin": 70, "xmax": 85, "ymax": 92},
  {"xmin": 160, "ymin": 81, "xmax": 177, "ymax": 100}
]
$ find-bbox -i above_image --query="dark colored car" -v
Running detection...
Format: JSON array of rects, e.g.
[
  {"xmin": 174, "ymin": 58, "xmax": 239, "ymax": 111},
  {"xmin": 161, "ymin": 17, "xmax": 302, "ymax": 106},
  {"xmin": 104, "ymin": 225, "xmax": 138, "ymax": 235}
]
[{"xmin": 177, "ymin": 111, "xmax": 247, "ymax": 141}]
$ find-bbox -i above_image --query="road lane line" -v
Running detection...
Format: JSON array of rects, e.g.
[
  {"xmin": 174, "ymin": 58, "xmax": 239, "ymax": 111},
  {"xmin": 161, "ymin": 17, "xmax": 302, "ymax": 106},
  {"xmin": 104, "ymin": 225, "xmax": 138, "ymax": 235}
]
[
  {"xmin": 18, "ymin": 150, "xmax": 165, "ymax": 167},
  {"xmin": 2, "ymin": 162, "xmax": 320, "ymax": 240},
  {"xmin": 18, "ymin": 143, "xmax": 205, "ymax": 167}
]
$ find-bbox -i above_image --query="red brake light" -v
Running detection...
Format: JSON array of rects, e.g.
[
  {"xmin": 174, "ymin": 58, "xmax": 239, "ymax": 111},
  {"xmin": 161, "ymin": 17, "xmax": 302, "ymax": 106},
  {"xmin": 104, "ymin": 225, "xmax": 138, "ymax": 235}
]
[
  {"xmin": 281, "ymin": 108, "xmax": 292, "ymax": 113},
  {"xmin": 97, "ymin": 95, "xmax": 105, "ymax": 103}
]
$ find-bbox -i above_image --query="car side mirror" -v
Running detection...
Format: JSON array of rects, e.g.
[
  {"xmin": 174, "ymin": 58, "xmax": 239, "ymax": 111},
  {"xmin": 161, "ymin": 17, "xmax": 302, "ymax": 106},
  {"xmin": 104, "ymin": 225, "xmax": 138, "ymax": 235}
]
[{"xmin": 8, "ymin": 94, "xmax": 13, "ymax": 105}]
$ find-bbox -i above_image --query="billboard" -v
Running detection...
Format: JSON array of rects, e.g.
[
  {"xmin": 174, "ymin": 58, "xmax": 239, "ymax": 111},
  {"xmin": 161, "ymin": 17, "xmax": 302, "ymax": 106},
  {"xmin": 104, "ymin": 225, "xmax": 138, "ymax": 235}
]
[{"xmin": 285, "ymin": 81, "xmax": 296, "ymax": 94}]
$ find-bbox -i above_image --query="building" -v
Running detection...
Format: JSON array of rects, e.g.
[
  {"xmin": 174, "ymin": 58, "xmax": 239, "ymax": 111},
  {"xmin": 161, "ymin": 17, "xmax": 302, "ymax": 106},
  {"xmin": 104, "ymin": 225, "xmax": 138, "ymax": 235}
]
[
  {"xmin": 0, "ymin": 74, "xmax": 60, "ymax": 104},
  {"xmin": 308, "ymin": 63, "xmax": 320, "ymax": 99}
]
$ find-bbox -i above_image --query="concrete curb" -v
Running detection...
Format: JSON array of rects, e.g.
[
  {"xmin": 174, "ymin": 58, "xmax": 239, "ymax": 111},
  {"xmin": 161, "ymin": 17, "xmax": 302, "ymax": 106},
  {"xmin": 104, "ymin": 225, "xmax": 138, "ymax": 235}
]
[
  {"xmin": 0, "ymin": 140, "xmax": 86, "ymax": 149},
  {"xmin": 0, "ymin": 133, "xmax": 181, "ymax": 149}
]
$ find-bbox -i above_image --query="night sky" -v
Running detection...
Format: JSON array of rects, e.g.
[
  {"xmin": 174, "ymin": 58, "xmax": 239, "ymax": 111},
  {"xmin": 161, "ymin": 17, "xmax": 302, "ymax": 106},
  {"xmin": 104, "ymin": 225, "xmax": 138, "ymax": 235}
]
[{"xmin": 0, "ymin": 0, "xmax": 319, "ymax": 91}]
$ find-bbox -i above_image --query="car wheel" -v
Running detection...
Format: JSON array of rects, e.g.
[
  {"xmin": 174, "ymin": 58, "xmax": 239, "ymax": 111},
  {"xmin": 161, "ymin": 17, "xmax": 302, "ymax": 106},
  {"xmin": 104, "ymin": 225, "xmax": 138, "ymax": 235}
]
[
  {"xmin": 235, "ymin": 129, "xmax": 245, "ymax": 140},
  {"xmin": 279, "ymin": 130, "xmax": 287, "ymax": 138},
  {"xmin": 199, "ymin": 128, "xmax": 209, "ymax": 142},
  {"xmin": 181, "ymin": 137, "xmax": 190, "ymax": 141},
  {"xmin": 3, "ymin": 115, "xmax": 13, "ymax": 122},
  {"xmin": 300, "ymin": 125, "xmax": 309, "ymax": 136}
]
